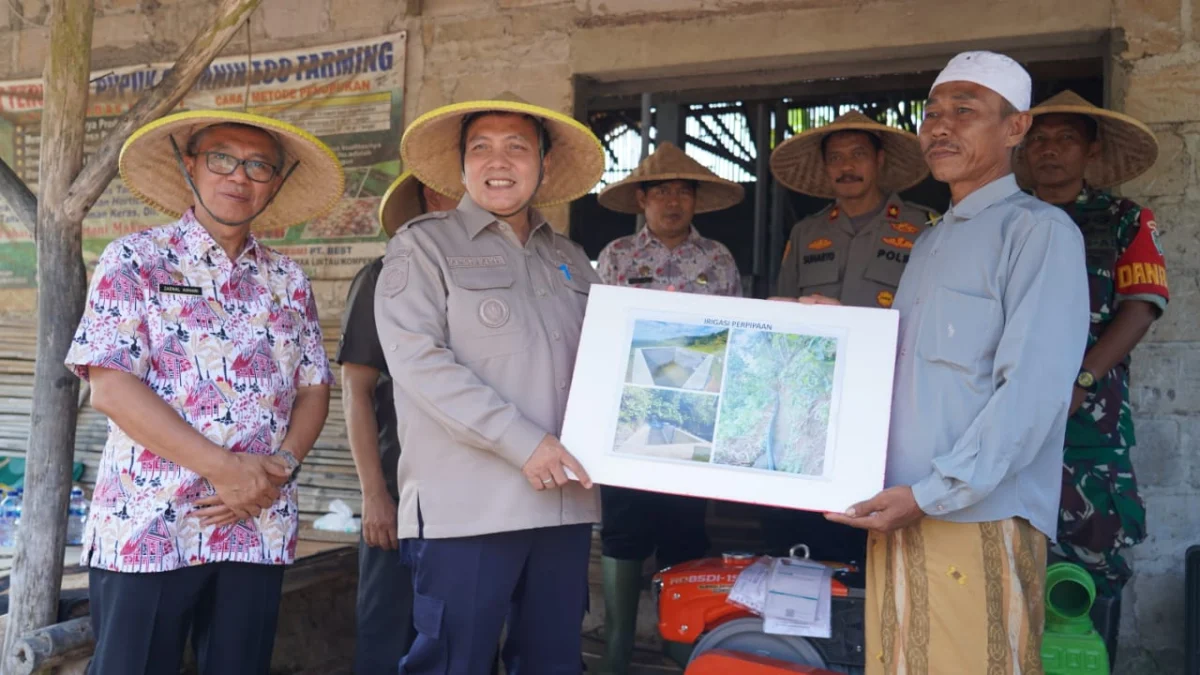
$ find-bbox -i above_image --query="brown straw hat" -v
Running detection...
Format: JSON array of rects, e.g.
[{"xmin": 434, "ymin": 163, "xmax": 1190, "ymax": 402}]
[
  {"xmin": 597, "ymin": 141, "xmax": 745, "ymax": 214},
  {"xmin": 400, "ymin": 92, "xmax": 604, "ymax": 208},
  {"xmin": 119, "ymin": 110, "xmax": 344, "ymax": 232},
  {"xmin": 377, "ymin": 171, "xmax": 426, "ymax": 238},
  {"xmin": 1015, "ymin": 90, "xmax": 1159, "ymax": 189},
  {"xmin": 769, "ymin": 111, "xmax": 928, "ymax": 199}
]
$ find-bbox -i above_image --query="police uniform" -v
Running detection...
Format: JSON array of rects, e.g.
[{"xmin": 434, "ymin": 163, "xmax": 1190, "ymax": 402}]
[{"xmin": 775, "ymin": 193, "xmax": 936, "ymax": 308}]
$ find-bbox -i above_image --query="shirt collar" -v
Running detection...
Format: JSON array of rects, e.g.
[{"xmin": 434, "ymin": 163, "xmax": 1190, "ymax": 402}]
[
  {"xmin": 634, "ymin": 224, "xmax": 702, "ymax": 249},
  {"xmin": 179, "ymin": 209, "xmax": 263, "ymax": 264},
  {"xmin": 457, "ymin": 193, "xmax": 551, "ymax": 243},
  {"xmin": 942, "ymin": 174, "xmax": 1021, "ymax": 225}
]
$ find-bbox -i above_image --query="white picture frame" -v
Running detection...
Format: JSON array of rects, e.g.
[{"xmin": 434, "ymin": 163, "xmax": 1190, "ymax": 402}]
[{"xmin": 561, "ymin": 285, "xmax": 899, "ymax": 514}]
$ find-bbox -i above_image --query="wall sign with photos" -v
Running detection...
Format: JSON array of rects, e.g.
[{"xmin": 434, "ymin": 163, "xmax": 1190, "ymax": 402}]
[{"xmin": 561, "ymin": 286, "xmax": 899, "ymax": 513}]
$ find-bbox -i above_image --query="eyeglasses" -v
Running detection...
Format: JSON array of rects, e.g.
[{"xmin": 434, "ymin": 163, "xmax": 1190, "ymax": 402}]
[{"xmin": 201, "ymin": 151, "xmax": 280, "ymax": 183}]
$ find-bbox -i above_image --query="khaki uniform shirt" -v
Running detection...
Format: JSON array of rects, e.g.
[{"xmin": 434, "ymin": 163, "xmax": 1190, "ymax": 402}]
[
  {"xmin": 374, "ymin": 195, "xmax": 601, "ymax": 540},
  {"xmin": 776, "ymin": 192, "xmax": 938, "ymax": 308}
]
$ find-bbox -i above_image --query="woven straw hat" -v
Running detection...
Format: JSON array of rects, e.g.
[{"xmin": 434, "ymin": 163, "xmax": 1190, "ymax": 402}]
[
  {"xmin": 378, "ymin": 171, "xmax": 426, "ymax": 238},
  {"xmin": 119, "ymin": 110, "xmax": 344, "ymax": 232},
  {"xmin": 597, "ymin": 142, "xmax": 744, "ymax": 214},
  {"xmin": 769, "ymin": 111, "xmax": 928, "ymax": 199},
  {"xmin": 399, "ymin": 92, "xmax": 604, "ymax": 208},
  {"xmin": 1015, "ymin": 90, "xmax": 1159, "ymax": 189}
]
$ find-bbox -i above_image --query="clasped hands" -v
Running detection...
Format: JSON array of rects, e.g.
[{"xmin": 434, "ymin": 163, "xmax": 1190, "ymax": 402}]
[{"xmin": 192, "ymin": 452, "xmax": 293, "ymax": 528}]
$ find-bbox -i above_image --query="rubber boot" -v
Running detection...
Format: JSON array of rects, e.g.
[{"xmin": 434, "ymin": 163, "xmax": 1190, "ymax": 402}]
[{"xmin": 598, "ymin": 557, "xmax": 644, "ymax": 675}]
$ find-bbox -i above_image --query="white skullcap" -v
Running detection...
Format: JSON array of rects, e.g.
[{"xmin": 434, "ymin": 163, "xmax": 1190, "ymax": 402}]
[{"xmin": 930, "ymin": 51, "xmax": 1032, "ymax": 112}]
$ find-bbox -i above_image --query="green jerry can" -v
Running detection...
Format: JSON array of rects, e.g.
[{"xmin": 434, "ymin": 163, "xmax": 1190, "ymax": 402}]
[{"xmin": 1041, "ymin": 562, "xmax": 1109, "ymax": 675}]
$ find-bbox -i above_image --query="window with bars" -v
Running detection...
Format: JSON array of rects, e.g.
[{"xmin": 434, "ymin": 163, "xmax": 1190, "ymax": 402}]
[{"xmin": 589, "ymin": 97, "xmax": 928, "ymax": 191}]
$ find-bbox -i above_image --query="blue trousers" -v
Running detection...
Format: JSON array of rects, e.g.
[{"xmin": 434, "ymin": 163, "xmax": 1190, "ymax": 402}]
[
  {"xmin": 399, "ymin": 524, "xmax": 592, "ymax": 675},
  {"xmin": 86, "ymin": 562, "xmax": 284, "ymax": 675}
]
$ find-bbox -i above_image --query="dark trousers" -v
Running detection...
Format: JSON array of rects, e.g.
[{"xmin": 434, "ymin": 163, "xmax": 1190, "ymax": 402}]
[
  {"xmin": 400, "ymin": 524, "xmax": 592, "ymax": 675},
  {"xmin": 355, "ymin": 536, "xmax": 416, "ymax": 675},
  {"xmin": 600, "ymin": 486, "xmax": 709, "ymax": 567},
  {"xmin": 86, "ymin": 562, "xmax": 284, "ymax": 675}
]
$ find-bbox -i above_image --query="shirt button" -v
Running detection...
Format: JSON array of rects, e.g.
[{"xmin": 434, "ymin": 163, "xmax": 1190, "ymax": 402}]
[
  {"xmin": 389, "ymin": 344, "xmax": 398, "ymax": 352},
  {"xmin": 936, "ymin": 504, "xmax": 945, "ymax": 512},
  {"xmin": 524, "ymin": 250, "xmax": 533, "ymax": 257},
  {"xmin": 552, "ymin": 331, "xmax": 561, "ymax": 340},
  {"xmin": 557, "ymin": 380, "xmax": 567, "ymax": 390},
  {"xmin": 536, "ymin": 289, "xmax": 547, "ymax": 297}
]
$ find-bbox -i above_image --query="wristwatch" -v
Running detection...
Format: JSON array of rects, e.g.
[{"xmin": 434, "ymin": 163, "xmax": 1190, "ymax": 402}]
[
  {"xmin": 1075, "ymin": 368, "xmax": 1098, "ymax": 393},
  {"xmin": 278, "ymin": 449, "xmax": 301, "ymax": 483}
]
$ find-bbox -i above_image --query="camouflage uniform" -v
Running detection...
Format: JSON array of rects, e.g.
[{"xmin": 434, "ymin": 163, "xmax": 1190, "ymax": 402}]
[{"xmin": 1052, "ymin": 187, "xmax": 1169, "ymax": 597}]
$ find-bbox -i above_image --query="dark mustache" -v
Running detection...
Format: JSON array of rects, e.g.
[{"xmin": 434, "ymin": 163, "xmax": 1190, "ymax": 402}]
[
  {"xmin": 835, "ymin": 174, "xmax": 863, "ymax": 183},
  {"xmin": 925, "ymin": 140, "xmax": 959, "ymax": 155}
]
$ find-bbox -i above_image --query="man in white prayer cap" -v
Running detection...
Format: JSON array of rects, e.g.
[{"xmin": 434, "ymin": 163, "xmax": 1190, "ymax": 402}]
[{"xmin": 799, "ymin": 51, "xmax": 1090, "ymax": 673}]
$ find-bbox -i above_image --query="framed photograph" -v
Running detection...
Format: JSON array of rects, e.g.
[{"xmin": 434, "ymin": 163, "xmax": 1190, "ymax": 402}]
[{"xmin": 561, "ymin": 285, "xmax": 899, "ymax": 513}]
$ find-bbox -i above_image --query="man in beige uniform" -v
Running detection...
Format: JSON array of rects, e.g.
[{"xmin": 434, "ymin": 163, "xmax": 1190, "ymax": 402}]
[
  {"xmin": 765, "ymin": 111, "xmax": 936, "ymax": 563},
  {"xmin": 772, "ymin": 111, "xmax": 936, "ymax": 310},
  {"xmin": 374, "ymin": 93, "xmax": 605, "ymax": 675}
]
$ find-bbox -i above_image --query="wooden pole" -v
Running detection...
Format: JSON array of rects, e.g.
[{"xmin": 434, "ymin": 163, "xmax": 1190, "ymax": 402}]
[
  {"xmin": 2, "ymin": 3, "xmax": 95, "ymax": 672},
  {"xmin": 2, "ymin": 0, "xmax": 264, "ymax": 669}
]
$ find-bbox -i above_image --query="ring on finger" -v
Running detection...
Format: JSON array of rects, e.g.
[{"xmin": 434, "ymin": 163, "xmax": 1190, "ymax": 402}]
[{"xmin": 541, "ymin": 477, "xmax": 554, "ymax": 485}]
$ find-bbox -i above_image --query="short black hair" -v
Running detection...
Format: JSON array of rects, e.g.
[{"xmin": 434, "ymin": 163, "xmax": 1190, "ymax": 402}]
[
  {"xmin": 820, "ymin": 129, "xmax": 882, "ymax": 159},
  {"xmin": 458, "ymin": 111, "xmax": 552, "ymax": 165},
  {"xmin": 186, "ymin": 122, "xmax": 286, "ymax": 169},
  {"xmin": 638, "ymin": 178, "xmax": 699, "ymax": 192}
]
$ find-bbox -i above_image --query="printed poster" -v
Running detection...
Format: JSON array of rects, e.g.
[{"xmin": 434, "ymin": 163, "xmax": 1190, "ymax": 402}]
[
  {"xmin": 562, "ymin": 286, "xmax": 899, "ymax": 514},
  {"xmin": 0, "ymin": 31, "xmax": 408, "ymax": 288}
]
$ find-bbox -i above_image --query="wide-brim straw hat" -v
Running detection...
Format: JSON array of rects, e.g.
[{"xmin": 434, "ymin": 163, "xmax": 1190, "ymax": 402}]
[
  {"xmin": 378, "ymin": 171, "xmax": 425, "ymax": 238},
  {"xmin": 769, "ymin": 111, "xmax": 928, "ymax": 199},
  {"xmin": 1015, "ymin": 90, "xmax": 1159, "ymax": 189},
  {"xmin": 119, "ymin": 110, "xmax": 344, "ymax": 232},
  {"xmin": 399, "ymin": 92, "xmax": 604, "ymax": 208},
  {"xmin": 597, "ymin": 141, "xmax": 745, "ymax": 214}
]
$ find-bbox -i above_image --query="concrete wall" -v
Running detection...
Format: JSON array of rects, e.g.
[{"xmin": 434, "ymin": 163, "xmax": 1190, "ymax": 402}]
[{"xmin": 0, "ymin": 0, "xmax": 1196, "ymax": 671}]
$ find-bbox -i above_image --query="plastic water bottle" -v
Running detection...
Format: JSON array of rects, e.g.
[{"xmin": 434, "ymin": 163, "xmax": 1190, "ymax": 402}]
[
  {"xmin": 67, "ymin": 487, "xmax": 88, "ymax": 546},
  {"xmin": 2, "ymin": 489, "xmax": 23, "ymax": 548}
]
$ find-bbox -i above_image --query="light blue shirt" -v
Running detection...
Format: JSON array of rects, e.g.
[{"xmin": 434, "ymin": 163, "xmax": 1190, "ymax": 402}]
[{"xmin": 888, "ymin": 174, "xmax": 1089, "ymax": 539}]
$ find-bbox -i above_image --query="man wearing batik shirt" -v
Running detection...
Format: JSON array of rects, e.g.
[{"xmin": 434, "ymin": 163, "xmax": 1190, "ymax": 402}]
[
  {"xmin": 1019, "ymin": 90, "xmax": 1168, "ymax": 599},
  {"xmin": 596, "ymin": 142, "xmax": 743, "ymax": 298},
  {"xmin": 593, "ymin": 141, "xmax": 744, "ymax": 674},
  {"xmin": 66, "ymin": 111, "xmax": 342, "ymax": 675}
]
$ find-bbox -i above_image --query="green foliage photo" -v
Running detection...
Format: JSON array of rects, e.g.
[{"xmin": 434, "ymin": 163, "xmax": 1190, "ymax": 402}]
[{"xmin": 712, "ymin": 329, "xmax": 837, "ymax": 476}]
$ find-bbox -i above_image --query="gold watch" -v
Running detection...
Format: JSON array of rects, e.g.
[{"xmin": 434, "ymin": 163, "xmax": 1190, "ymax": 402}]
[{"xmin": 1075, "ymin": 369, "xmax": 1097, "ymax": 392}]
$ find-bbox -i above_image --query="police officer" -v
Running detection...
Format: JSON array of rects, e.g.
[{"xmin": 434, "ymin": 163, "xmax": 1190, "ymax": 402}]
[
  {"xmin": 1017, "ymin": 91, "xmax": 1167, "ymax": 607},
  {"xmin": 338, "ymin": 171, "xmax": 455, "ymax": 673},
  {"xmin": 593, "ymin": 141, "xmax": 745, "ymax": 674},
  {"xmin": 765, "ymin": 111, "xmax": 936, "ymax": 562},
  {"xmin": 374, "ymin": 93, "xmax": 605, "ymax": 675}
]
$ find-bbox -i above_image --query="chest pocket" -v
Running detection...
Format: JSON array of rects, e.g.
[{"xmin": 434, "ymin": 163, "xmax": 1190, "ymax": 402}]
[
  {"xmin": 862, "ymin": 248, "xmax": 908, "ymax": 289},
  {"xmin": 917, "ymin": 287, "xmax": 1003, "ymax": 373},
  {"xmin": 795, "ymin": 254, "xmax": 840, "ymax": 291},
  {"xmin": 448, "ymin": 265, "xmax": 525, "ymax": 363}
]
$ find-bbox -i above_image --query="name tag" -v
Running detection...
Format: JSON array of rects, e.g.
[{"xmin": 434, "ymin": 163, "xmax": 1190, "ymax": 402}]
[
  {"xmin": 447, "ymin": 255, "xmax": 506, "ymax": 269},
  {"xmin": 627, "ymin": 276, "xmax": 654, "ymax": 285},
  {"xmin": 159, "ymin": 283, "xmax": 202, "ymax": 296}
]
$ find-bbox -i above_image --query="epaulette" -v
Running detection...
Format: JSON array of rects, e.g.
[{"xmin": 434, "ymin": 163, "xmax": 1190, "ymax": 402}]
[{"xmin": 397, "ymin": 210, "xmax": 451, "ymax": 233}]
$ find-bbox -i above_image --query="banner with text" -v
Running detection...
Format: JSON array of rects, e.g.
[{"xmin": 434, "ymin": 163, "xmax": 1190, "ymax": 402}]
[{"xmin": 0, "ymin": 31, "xmax": 407, "ymax": 288}]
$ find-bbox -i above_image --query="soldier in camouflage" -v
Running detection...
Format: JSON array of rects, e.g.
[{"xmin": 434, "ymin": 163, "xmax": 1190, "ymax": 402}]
[{"xmin": 1019, "ymin": 90, "xmax": 1168, "ymax": 597}]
